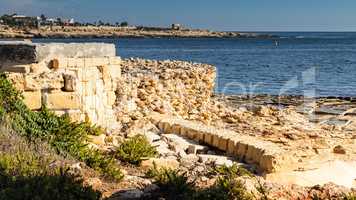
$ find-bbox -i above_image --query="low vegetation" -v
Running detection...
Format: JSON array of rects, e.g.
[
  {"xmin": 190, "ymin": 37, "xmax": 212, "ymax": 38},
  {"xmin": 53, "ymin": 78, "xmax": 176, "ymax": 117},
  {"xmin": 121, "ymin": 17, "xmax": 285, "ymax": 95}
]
[
  {"xmin": 146, "ymin": 164, "xmax": 254, "ymax": 200},
  {"xmin": 0, "ymin": 124, "xmax": 101, "ymax": 200},
  {"xmin": 116, "ymin": 135, "xmax": 157, "ymax": 165},
  {"xmin": 147, "ymin": 165, "xmax": 195, "ymax": 199},
  {"xmin": 344, "ymin": 194, "xmax": 356, "ymax": 200},
  {"xmin": 0, "ymin": 73, "xmax": 123, "ymax": 181},
  {"xmin": 212, "ymin": 164, "xmax": 252, "ymax": 178}
]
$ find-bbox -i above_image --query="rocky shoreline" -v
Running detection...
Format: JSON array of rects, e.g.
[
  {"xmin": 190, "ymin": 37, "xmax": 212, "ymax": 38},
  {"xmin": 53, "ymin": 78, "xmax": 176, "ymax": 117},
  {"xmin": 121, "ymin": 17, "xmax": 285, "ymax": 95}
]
[
  {"xmin": 1, "ymin": 42, "xmax": 355, "ymax": 199},
  {"xmin": 0, "ymin": 25, "xmax": 276, "ymax": 39}
]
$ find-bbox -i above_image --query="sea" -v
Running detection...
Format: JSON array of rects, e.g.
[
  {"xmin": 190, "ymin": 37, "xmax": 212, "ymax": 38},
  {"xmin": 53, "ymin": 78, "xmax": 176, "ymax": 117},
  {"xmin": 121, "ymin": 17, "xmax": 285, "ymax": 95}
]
[{"xmin": 33, "ymin": 32, "xmax": 356, "ymax": 97}]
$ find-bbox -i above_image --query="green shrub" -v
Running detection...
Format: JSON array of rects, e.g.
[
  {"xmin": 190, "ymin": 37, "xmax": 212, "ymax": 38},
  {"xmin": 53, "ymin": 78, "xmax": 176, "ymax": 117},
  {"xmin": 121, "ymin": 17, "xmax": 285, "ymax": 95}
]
[
  {"xmin": 146, "ymin": 164, "xmax": 253, "ymax": 200},
  {"xmin": 0, "ymin": 125, "xmax": 101, "ymax": 200},
  {"xmin": 116, "ymin": 135, "xmax": 157, "ymax": 165},
  {"xmin": 201, "ymin": 176, "xmax": 252, "ymax": 200},
  {"xmin": 212, "ymin": 164, "xmax": 252, "ymax": 178},
  {"xmin": 195, "ymin": 164, "xmax": 253, "ymax": 200},
  {"xmin": 0, "ymin": 73, "xmax": 123, "ymax": 181},
  {"xmin": 344, "ymin": 194, "xmax": 356, "ymax": 200},
  {"xmin": 146, "ymin": 166, "xmax": 194, "ymax": 200}
]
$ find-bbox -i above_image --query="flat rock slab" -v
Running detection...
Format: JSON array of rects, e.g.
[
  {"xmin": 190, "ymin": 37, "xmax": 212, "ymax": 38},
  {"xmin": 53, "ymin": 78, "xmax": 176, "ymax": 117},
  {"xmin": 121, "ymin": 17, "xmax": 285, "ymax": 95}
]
[
  {"xmin": 266, "ymin": 160, "xmax": 356, "ymax": 188},
  {"xmin": 0, "ymin": 41, "xmax": 115, "ymax": 67}
]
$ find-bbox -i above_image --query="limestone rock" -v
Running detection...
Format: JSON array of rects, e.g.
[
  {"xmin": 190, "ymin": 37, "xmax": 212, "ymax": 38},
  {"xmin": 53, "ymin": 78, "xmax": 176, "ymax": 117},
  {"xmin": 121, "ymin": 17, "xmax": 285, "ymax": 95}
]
[
  {"xmin": 88, "ymin": 134, "xmax": 106, "ymax": 146},
  {"xmin": 22, "ymin": 91, "xmax": 42, "ymax": 110},
  {"xmin": 116, "ymin": 189, "xmax": 143, "ymax": 200},
  {"xmin": 333, "ymin": 145, "xmax": 346, "ymax": 154},
  {"xmin": 141, "ymin": 158, "xmax": 179, "ymax": 170}
]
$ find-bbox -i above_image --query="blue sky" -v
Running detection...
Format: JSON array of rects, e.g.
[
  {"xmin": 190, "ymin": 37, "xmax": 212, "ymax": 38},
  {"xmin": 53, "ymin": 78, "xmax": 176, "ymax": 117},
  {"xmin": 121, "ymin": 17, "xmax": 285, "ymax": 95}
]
[{"xmin": 1, "ymin": 0, "xmax": 356, "ymax": 31}]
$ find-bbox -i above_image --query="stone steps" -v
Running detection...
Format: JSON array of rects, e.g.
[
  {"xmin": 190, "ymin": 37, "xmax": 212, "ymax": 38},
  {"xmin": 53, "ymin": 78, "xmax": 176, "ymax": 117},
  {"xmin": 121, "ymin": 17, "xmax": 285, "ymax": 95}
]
[{"xmin": 150, "ymin": 113, "xmax": 293, "ymax": 174}]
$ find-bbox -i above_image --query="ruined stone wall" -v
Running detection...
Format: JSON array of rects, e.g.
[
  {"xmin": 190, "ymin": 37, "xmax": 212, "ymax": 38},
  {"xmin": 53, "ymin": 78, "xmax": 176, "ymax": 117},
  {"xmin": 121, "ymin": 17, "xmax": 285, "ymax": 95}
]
[
  {"xmin": 114, "ymin": 58, "xmax": 216, "ymax": 131},
  {"xmin": 0, "ymin": 42, "xmax": 120, "ymax": 130}
]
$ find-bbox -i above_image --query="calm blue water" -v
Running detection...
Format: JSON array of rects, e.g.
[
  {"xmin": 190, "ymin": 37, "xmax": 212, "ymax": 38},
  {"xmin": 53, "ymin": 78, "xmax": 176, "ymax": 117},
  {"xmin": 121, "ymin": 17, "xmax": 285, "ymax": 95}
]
[{"xmin": 33, "ymin": 32, "xmax": 356, "ymax": 97}]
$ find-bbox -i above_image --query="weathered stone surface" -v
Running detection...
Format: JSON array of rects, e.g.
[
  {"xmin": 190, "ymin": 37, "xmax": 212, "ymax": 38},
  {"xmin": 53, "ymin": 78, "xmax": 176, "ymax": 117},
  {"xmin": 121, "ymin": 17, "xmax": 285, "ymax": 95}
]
[
  {"xmin": 0, "ymin": 42, "xmax": 115, "ymax": 66},
  {"xmin": 0, "ymin": 42, "xmax": 37, "ymax": 67},
  {"xmin": 22, "ymin": 91, "xmax": 42, "ymax": 110},
  {"xmin": 44, "ymin": 92, "xmax": 80, "ymax": 109},
  {"xmin": 116, "ymin": 189, "xmax": 143, "ymax": 200},
  {"xmin": 35, "ymin": 43, "xmax": 116, "ymax": 62},
  {"xmin": 0, "ymin": 65, "xmax": 31, "ymax": 73},
  {"xmin": 24, "ymin": 72, "xmax": 64, "ymax": 91},
  {"xmin": 333, "ymin": 145, "xmax": 346, "ymax": 154},
  {"xmin": 88, "ymin": 134, "xmax": 106, "ymax": 146},
  {"xmin": 141, "ymin": 158, "xmax": 180, "ymax": 170},
  {"xmin": 6, "ymin": 73, "xmax": 25, "ymax": 90},
  {"xmin": 63, "ymin": 74, "xmax": 77, "ymax": 91}
]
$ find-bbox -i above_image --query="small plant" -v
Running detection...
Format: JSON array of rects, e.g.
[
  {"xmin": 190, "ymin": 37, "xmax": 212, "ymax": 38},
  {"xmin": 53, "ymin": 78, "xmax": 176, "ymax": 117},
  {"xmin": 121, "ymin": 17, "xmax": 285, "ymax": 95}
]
[
  {"xmin": 255, "ymin": 177, "xmax": 270, "ymax": 200},
  {"xmin": 195, "ymin": 175, "xmax": 253, "ymax": 200},
  {"xmin": 212, "ymin": 164, "xmax": 252, "ymax": 178},
  {"xmin": 195, "ymin": 164, "xmax": 253, "ymax": 200},
  {"xmin": 147, "ymin": 165, "xmax": 195, "ymax": 200},
  {"xmin": 116, "ymin": 135, "xmax": 157, "ymax": 165}
]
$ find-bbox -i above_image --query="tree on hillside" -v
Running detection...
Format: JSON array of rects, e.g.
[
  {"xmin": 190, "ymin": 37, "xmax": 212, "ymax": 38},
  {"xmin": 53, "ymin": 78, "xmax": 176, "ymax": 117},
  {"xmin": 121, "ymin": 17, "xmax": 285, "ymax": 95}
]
[
  {"xmin": 98, "ymin": 20, "xmax": 104, "ymax": 26},
  {"xmin": 57, "ymin": 17, "xmax": 63, "ymax": 25},
  {"xmin": 40, "ymin": 14, "xmax": 46, "ymax": 21},
  {"xmin": 120, "ymin": 21, "xmax": 128, "ymax": 27}
]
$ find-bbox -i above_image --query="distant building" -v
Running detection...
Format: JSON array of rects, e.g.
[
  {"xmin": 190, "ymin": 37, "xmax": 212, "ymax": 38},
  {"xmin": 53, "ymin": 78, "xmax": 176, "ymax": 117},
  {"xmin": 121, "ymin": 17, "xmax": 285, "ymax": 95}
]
[
  {"xmin": 171, "ymin": 23, "xmax": 182, "ymax": 30},
  {"xmin": 63, "ymin": 18, "xmax": 75, "ymax": 26},
  {"xmin": 45, "ymin": 18, "xmax": 56, "ymax": 25},
  {"xmin": 11, "ymin": 14, "xmax": 39, "ymax": 28}
]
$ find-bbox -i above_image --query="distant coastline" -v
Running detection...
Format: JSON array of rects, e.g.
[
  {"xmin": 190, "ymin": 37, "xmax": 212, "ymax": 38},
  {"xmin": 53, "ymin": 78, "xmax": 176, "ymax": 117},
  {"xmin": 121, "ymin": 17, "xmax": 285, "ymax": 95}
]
[{"xmin": 0, "ymin": 25, "xmax": 276, "ymax": 39}]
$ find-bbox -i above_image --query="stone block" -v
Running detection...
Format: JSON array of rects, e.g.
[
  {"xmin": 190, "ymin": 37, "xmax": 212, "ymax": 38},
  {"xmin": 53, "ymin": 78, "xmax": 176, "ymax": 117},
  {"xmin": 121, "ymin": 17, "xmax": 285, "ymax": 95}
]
[
  {"xmin": 212, "ymin": 134, "xmax": 220, "ymax": 148},
  {"xmin": 63, "ymin": 74, "xmax": 77, "ymax": 92},
  {"xmin": 0, "ymin": 42, "xmax": 37, "ymax": 66},
  {"xmin": 236, "ymin": 142, "xmax": 248, "ymax": 160},
  {"xmin": 245, "ymin": 144, "xmax": 259, "ymax": 164},
  {"xmin": 44, "ymin": 92, "xmax": 80, "ymax": 109},
  {"xmin": 170, "ymin": 124, "xmax": 181, "ymax": 134},
  {"xmin": 187, "ymin": 129, "xmax": 197, "ymax": 139},
  {"xmin": 218, "ymin": 136, "xmax": 229, "ymax": 151},
  {"xmin": 203, "ymin": 133, "xmax": 213, "ymax": 144},
  {"xmin": 6, "ymin": 73, "xmax": 25, "ymax": 91},
  {"xmin": 23, "ymin": 90, "xmax": 42, "ymax": 110},
  {"xmin": 107, "ymin": 91, "xmax": 117, "ymax": 106},
  {"xmin": 109, "ymin": 57, "xmax": 121, "ymax": 65},
  {"xmin": 84, "ymin": 57, "xmax": 110, "ymax": 67},
  {"xmin": 0, "ymin": 65, "xmax": 30, "ymax": 73},
  {"xmin": 227, "ymin": 137, "xmax": 240, "ymax": 155},
  {"xmin": 24, "ymin": 73, "xmax": 64, "ymax": 91},
  {"xmin": 107, "ymin": 64, "xmax": 121, "ymax": 80},
  {"xmin": 36, "ymin": 43, "xmax": 116, "ymax": 62},
  {"xmin": 49, "ymin": 59, "xmax": 60, "ymax": 70},
  {"xmin": 141, "ymin": 158, "xmax": 179, "ymax": 170},
  {"xmin": 67, "ymin": 58, "xmax": 85, "ymax": 68},
  {"xmin": 180, "ymin": 126, "xmax": 189, "ymax": 137},
  {"xmin": 0, "ymin": 42, "xmax": 115, "ymax": 65},
  {"xmin": 196, "ymin": 131, "xmax": 205, "ymax": 142},
  {"xmin": 79, "ymin": 68, "xmax": 99, "ymax": 82}
]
